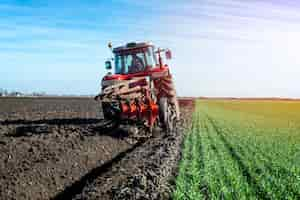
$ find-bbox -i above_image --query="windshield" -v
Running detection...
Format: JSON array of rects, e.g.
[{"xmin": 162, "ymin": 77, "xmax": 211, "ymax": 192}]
[{"xmin": 114, "ymin": 47, "xmax": 157, "ymax": 74}]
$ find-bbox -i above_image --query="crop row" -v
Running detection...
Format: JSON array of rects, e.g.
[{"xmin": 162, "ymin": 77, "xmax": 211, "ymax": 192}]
[{"xmin": 173, "ymin": 100, "xmax": 300, "ymax": 199}]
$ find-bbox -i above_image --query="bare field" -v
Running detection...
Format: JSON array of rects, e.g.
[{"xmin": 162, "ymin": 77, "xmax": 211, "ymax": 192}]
[{"xmin": 0, "ymin": 97, "xmax": 194, "ymax": 200}]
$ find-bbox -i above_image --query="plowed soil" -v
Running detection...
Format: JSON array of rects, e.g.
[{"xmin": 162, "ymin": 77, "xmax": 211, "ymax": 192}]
[{"xmin": 0, "ymin": 97, "xmax": 194, "ymax": 200}]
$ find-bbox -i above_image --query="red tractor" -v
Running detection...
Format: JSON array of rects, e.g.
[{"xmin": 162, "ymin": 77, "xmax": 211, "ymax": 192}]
[{"xmin": 95, "ymin": 42, "xmax": 180, "ymax": 132}]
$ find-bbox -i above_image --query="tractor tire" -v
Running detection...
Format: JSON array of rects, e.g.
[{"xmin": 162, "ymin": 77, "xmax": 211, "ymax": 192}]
[
  {"xmin": 101, "ymin": 102, "xmax": 120, "ymax": 121},
  {"xmin": 159, "ymin": 97, "xmax": 175, "ymax": 133}
]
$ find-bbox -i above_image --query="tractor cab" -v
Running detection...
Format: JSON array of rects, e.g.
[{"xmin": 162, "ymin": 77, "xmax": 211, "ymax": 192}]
[
  {"xmin": 104, "ymin": 42, "xmax": 172, "ymax": 77},
  {"xmin": 113, "ymin": 42, "xmax": 158, "ymax": 74},
  {"xmin": 101, "ymin": 41, "xmax": 173, "ymax": 89},
  {"xmin": 105, "ymin": 42, "xmax": 158, "ymax": 75}
]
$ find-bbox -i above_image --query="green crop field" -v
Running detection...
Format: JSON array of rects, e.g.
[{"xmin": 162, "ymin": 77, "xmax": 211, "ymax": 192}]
[{"xmin": 173, "ymin": 100, "xmax": 300, "ymax": 200}]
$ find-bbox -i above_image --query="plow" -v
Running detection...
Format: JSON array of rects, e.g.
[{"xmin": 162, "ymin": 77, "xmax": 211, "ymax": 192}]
[{"xmin": 95, "ymin": 42, "xmax": 180, "ymax": 132}]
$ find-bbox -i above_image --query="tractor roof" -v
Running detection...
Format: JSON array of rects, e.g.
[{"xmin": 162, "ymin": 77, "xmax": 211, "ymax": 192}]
[{"xmin": 113, "ymin": 42, "xmax": 153, "ymax": 53}]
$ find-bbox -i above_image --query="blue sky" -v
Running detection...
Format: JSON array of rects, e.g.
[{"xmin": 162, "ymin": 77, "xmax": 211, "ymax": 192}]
[{"xmin": 1, "ymin": 0, "xmax": 300, "ymax": 97}]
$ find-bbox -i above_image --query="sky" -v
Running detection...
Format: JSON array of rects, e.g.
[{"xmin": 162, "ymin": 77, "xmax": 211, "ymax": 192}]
[{"xmin": 1, "ymin": 0, "xmax": 300, "ymax": 97}]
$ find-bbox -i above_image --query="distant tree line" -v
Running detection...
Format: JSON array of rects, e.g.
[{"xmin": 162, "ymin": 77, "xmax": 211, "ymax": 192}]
[
  {"xmin": 0, "ymin": 88, "xmax": 47, "ymax": 97},
  {"xmin": 0, "ymin": 88, "xmax": 8, "ymax": 96}
]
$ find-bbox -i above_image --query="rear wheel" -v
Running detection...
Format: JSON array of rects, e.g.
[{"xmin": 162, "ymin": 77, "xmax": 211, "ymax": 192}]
[
  {"xmin": 159, "ymin": 97, "xmax": 175, "ymax": 133},
  {"xmin": 101, "ymin": 102, "xmax": 120, "ymax": 121}
]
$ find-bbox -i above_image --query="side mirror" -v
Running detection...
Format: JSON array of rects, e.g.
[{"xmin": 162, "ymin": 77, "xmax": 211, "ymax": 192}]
[
  {"xmin": 165, "ymin": 49, "xmax": 172, "ymax": 60},
  {"xmin": 105, "ymin": 60, "xmax": 112, "ymax": 70}
]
